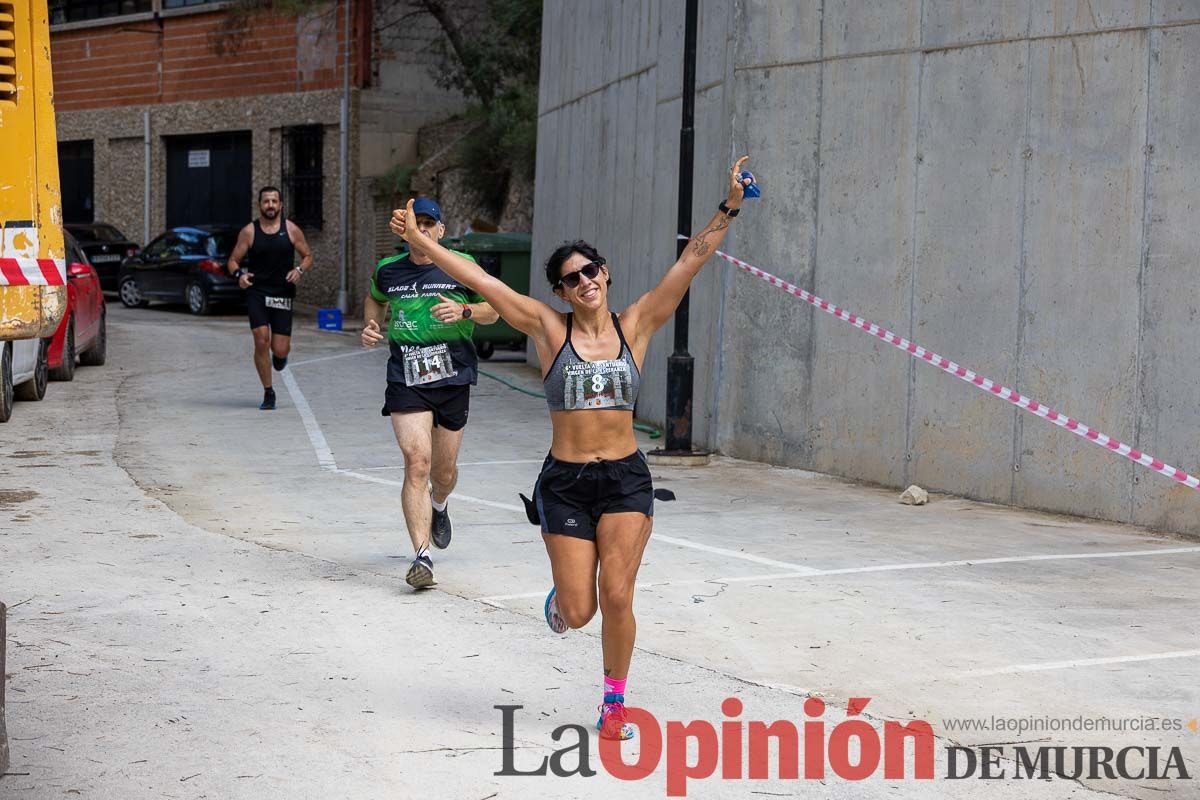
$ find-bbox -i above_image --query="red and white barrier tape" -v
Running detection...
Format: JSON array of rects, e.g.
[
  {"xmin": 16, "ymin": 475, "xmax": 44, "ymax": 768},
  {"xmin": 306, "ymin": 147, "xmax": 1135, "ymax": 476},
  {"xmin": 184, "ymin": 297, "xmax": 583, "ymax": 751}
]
[
  {"xmin": 697, "ymin": 240, "xmax": 1200, "ymax": 492},
  {"xmin": 0, "ymin": 257, "xmax": 66, "ymax": 286}
]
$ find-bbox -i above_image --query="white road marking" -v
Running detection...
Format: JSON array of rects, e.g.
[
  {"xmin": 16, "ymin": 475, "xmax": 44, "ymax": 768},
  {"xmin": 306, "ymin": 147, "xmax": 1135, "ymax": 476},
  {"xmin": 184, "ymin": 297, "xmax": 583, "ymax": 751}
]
[
  {"xmin": 339, "ymin": 470, "xmax": 826, "ymax": 570},
  {"xmin": 349, "ymin": 459, "xmax": 545, "ymax": 472},
  {"xmin": 279, "ymin": 368, "xmax": 336, "ymax": 470},
  {"xmin": 290, "ymin": 348, "xmax": 386, "ymax": 367},
  {"xmin": 479, "ymin": 578, "xmax": 717, "ymax": 605},
  {"xmin": 477, "ymin": 546, "xmax": 1200, "ymax": 602},
  {"xmin": 957, "ymin": 650, "xmax": 1200, "ymax": 678},
  {"xmin": 281, "ymin": 361, "xmax": 1200, "ymax": 620},
  {"xmin": 337, "ymin": 470, "xmax": 531, "ymax": 513},
  {"xmin": 653, "ymin": 534, "xmax": 823, "ymax": 574},
  {"xmin": 712, "ymin": 546, "xmax": 1200, "ymax": 584}
]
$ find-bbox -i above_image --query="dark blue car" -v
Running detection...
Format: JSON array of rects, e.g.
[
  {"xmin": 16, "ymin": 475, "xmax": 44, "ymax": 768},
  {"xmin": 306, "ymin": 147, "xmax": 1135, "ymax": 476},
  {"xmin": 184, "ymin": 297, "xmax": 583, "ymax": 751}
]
[{"xmin": 117, "ymin": 225, "xmax": 243, "ymax": 315}]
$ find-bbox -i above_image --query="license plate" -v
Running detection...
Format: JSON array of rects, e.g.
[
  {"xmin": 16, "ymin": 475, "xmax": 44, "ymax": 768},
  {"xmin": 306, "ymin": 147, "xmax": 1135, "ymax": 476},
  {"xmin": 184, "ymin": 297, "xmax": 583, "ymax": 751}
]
[{"xmin": 91, "ymin": 254, "xmax": 120, "ymax": 262}]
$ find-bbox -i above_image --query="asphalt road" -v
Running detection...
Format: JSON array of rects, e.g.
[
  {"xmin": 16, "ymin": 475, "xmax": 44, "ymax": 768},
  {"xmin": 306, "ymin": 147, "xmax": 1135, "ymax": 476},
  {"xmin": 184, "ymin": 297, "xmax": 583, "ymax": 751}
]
[{"xmin": 1, "ymin": 302, "xmax": 1196, "ymax": 799}]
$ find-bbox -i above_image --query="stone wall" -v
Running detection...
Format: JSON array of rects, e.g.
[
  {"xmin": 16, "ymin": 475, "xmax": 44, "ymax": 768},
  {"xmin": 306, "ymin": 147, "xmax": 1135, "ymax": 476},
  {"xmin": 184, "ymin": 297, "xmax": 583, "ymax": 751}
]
[{"xmin": 56, "ymin": 89, "xmax": 357, "ymax": 309}]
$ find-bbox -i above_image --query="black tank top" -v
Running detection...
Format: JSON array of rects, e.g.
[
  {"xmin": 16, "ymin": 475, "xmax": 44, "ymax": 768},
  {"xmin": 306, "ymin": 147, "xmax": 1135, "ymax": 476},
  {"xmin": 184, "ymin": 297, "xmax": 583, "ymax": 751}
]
[{"xmin": 247, "ymin": 219, "xmax": 296, "ymax": 297}]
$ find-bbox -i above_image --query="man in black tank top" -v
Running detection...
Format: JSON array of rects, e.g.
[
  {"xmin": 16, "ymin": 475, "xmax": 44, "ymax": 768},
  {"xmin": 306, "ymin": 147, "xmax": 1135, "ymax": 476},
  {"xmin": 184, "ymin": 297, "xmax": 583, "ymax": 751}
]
[{"xmin": 226, "ymin": 186, "xmax": 313, "ymax": 410}]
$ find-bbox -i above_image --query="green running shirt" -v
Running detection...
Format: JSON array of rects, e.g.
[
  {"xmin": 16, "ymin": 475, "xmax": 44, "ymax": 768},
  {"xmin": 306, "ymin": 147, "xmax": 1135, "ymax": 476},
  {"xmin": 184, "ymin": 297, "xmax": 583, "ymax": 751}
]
[{"xmin": 370, "ymin": 250, "xmax": 485, "ymax": 387}]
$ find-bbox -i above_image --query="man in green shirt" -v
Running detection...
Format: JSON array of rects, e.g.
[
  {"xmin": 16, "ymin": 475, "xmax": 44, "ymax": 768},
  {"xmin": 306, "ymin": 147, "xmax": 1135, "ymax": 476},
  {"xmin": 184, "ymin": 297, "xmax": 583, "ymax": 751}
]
[{"xmin": 362, "ymin": 197, "xmax": 499, "ymax": 589}]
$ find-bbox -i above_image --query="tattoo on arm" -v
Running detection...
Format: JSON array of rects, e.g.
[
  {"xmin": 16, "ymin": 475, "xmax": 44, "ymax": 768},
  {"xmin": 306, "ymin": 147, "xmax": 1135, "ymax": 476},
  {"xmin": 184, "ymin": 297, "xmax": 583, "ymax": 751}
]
[{"xmin": 689, "ymin": 216, "xmax": 731, "ymax": 257}]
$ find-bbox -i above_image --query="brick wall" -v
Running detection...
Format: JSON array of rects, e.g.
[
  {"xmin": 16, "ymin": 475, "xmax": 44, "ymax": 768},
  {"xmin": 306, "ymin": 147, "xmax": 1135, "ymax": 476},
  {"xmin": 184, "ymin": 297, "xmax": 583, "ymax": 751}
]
[{"xmin": 50, "ymin": 4, "xmax": 362, "ymax": 112}]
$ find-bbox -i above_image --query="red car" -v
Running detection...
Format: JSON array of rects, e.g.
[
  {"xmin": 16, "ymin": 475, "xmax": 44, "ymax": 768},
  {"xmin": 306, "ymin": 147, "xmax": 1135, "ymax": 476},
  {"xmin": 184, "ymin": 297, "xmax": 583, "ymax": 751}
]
[{"xmin": 48, "ymin": 232, "xmax": 107, "ymax": 381}]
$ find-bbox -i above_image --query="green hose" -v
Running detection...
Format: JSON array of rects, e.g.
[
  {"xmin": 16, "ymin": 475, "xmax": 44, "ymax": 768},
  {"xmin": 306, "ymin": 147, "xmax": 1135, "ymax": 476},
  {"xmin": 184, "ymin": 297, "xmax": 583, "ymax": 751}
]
[
  {"xmin": 478, "ymin": 367, "xmax": 662, "ymax": 439},
  {"xmin": 633, "ymin": 422, "xmax": 663, "ymax": 439}
]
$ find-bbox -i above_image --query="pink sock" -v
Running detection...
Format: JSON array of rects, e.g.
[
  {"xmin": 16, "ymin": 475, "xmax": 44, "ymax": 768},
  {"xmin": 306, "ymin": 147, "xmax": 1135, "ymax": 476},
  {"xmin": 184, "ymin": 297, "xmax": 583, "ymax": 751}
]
[{"xmin": 604, "ymin": 675, "xmax": 627, "ymax": 697}]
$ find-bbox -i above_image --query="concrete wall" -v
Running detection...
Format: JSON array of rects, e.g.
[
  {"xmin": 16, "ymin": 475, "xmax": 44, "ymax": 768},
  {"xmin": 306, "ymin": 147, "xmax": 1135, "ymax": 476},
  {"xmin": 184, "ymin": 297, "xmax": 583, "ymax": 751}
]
[
  {"xmin": 535, "ymin": 0, "xmax": 1200, "ymax": 535},
  {"xmin": 532, "ymin": 0, "xmax": 736, "ymax": 445}
]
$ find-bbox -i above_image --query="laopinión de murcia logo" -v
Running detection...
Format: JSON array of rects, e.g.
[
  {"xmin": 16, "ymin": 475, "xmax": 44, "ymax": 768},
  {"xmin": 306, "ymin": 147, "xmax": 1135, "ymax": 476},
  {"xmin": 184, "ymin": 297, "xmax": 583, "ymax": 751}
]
[{"xmin": 495, "ymin": 698, "xmax": 1192, "ymax": 796}]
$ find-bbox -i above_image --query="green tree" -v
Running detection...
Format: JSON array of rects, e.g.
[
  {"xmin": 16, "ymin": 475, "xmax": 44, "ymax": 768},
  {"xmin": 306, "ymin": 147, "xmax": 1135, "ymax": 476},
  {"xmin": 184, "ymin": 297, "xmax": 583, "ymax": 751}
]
[
  {"xmin": 217, "ymin": 0, "xmax": 541, "ymax": 214},
  {"xmin": 416, "ymin": 0, "xmax": 541, "ymax": 214}
]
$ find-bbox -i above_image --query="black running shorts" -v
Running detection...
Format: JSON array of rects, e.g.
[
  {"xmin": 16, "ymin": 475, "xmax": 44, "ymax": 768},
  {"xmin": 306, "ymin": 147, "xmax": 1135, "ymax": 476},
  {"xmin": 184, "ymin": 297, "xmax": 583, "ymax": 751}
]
[
  {"xmin": 533, "ymin": 451, "xmax": 654, "ymax": 540},
  {"xmin": 246, "ymin": 290, "xmax": 294, "ymax": 336},
  {"xmin": 381, "ymin": 381, "xmax": 470, "ymax": 431}
]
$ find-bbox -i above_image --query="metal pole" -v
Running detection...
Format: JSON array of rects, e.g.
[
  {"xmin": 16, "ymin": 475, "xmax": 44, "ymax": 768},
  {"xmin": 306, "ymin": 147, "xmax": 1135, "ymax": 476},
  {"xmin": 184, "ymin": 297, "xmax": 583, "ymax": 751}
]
[
  {"xmin": 665, "ymin": 0, "xmax": 698, "ymax": 453},
  {"xmin": 336, "ymin": 0, "xmax": 351, "ymax": 313},
  {"xmin": 143, "ymin": 111, "xmax": 151, "ymax": 245}
]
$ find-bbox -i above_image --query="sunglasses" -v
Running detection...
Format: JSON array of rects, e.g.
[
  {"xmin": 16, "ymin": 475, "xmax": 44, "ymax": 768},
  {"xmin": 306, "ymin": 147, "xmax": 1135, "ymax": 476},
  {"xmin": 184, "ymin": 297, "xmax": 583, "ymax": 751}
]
[{"xmin": 556, "ymin": 260, "xmax": 604, "ymax": 289}]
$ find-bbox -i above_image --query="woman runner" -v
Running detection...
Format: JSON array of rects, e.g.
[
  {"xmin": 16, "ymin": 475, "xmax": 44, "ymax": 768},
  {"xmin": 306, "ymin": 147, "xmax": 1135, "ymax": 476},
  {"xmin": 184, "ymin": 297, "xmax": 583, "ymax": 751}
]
[{"xmin": 391, "ymin": 156, "xmax": 753, "ymax": 740}]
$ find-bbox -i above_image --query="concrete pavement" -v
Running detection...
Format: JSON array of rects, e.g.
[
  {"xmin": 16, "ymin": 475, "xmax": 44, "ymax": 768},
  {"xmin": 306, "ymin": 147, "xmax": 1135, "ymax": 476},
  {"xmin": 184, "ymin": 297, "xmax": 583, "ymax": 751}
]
[{"xmin": 0, "ymin": 303, "xmax": 1196, "ymax": 798}]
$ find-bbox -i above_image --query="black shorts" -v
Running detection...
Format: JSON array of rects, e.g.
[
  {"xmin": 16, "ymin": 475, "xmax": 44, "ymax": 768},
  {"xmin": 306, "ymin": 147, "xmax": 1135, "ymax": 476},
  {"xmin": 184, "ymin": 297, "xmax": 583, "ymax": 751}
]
[
  {"xmin": 246, "ymin": 291, "xmax": 294, "ymax": 336},
  {"xmin": 533, "ymin": 451, "xmax": 654, "ymax": 540},
  {"xmin": 381, "ymin": 381, "xmax": 470, "ymax": 431}
]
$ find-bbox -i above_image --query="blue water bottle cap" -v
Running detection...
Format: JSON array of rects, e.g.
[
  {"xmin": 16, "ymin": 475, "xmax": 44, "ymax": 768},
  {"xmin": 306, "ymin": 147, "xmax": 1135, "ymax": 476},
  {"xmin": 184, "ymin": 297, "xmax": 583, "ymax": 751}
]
[{"xmin": 739, "ymin": 170, "xmax": 761, "ymax": 199}]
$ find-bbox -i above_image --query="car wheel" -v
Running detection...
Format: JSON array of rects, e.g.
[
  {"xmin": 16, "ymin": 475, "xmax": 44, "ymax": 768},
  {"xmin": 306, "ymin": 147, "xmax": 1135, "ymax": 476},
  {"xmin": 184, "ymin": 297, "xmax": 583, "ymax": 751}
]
[
  {"xmin": 186, "ymin": 281, "xmax": 210, "ymax": 316},
  {"xmin": 49, "ymin": 315, "xmax": 77, "ymax": 381},
  {"xmin": 477, "ymin": 340, "xmax": 495, "ymax": 360},
  {"xmin": 0, "ymin": 343, "xmax": 12, "ymax": 423},
  {"xmin": 119, "ymin": 277, "xmax": 149, "ymax": 308},
  {"xmin": 15, "ymin": 339, "xmax": 48, "ymax": 402},
  {"xmin": 80, "ymin": 308, "xmax": 107, "ymax": 367}
]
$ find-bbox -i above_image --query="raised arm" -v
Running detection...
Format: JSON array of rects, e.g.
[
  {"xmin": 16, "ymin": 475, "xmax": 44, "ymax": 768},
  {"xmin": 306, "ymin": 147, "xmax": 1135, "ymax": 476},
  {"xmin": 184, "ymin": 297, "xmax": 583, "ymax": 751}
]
[
  {"xmin": 390, "ymin": 200, "xmax": 556, "ymax": 339},
  {"xmin": 624, "ymin": 157, "xmax": 750, "ymax": 343}
]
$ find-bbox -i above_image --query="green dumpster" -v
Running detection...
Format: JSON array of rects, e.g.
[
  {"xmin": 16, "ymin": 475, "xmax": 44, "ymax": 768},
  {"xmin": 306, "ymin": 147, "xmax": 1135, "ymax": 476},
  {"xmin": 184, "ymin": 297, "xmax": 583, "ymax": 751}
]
[{"xmin": 440, "ymin": 232, "xmax": 531, "ymax": 359}]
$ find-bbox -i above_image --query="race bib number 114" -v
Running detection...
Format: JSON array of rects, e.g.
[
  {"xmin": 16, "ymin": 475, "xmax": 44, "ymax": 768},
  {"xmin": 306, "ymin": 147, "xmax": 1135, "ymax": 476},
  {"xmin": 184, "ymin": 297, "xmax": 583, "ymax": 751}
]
[{"xmin": 403, "ymin": 343, "xmax": 458, "ymax": 386}]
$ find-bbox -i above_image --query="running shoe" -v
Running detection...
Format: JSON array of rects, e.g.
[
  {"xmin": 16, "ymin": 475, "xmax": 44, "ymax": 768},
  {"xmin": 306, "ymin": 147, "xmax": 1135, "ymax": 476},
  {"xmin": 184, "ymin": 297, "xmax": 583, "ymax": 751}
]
[
  {"xmin": 405, "ymin": 552, "xmax": 436, "ymax": 589},
  {"xmin": 597, "ymin": 693, "xmax": 635, "ymax": 741},
  {"xmin": 272, "ymin": 355, "xmax": 288, "ymax": 372},
  {"xmin": 259, "ymin": 387, "xmax": 276, "ymax": 411},
  {"xmin": 430, "ymin": 499, "xmax": 452, "ymax": 550},
  {"xmin": 544, "ymin": 587, "xmax": 568, "ymax": 634}
]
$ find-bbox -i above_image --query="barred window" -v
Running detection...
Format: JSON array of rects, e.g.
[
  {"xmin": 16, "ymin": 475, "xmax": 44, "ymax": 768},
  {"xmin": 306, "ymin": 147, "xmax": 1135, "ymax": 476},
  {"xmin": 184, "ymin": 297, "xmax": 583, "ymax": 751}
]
[
  {"xmin": 282, "ymin": 125, "xmax": 324, "ymax": 230},
  {"xmin": 50, "ymin": 0, "xmax": 151, "ymax": 24}
]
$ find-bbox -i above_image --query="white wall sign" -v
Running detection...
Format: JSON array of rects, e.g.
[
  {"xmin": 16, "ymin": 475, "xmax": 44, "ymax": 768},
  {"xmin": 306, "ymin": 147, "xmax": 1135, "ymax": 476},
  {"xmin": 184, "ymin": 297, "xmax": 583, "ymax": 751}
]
[{"xmin": 188, "ymin": 150, "xmax": 211, "ymax": 168}]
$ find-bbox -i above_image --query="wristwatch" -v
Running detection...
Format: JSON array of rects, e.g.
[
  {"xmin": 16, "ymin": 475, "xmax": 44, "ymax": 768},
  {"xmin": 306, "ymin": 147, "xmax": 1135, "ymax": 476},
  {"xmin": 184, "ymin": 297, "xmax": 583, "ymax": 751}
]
[
  {"xmin": 718, "ymin": 200, "xmax": 740, "ymax": 217},
  {"xmin": 461, "ymin": 305, "xmax": 473, "ymax": 320}
]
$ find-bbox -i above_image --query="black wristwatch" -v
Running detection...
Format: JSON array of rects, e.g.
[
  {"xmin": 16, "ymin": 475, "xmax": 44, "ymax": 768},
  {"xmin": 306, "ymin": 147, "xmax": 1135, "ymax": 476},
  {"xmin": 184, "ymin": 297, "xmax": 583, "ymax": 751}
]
[
  {"xmin": 718, "ymin": 200, "xmax": 740, "ymax": 217},
  {"xmin": 461, "ymin": 304, "xmax": 473, "ymax": 320}
]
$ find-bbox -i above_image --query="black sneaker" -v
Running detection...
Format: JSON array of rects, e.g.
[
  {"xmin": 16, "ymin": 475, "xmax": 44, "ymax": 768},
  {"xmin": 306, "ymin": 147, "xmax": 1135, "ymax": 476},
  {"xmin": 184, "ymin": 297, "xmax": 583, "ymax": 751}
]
[
  {"xmin": 405, "ymin": 552, "xmax": 436, "ymax": 589},
  {"xmin": 272, "ymin": 355, "xmax": 288, "ymax": 372},
  {"xmin": 430, "ymin": 501, "xmax": 452, "ymax": 550},
  {"xmin": 259, "ymin": 388, "xmax": 276, "ymax": 410}
]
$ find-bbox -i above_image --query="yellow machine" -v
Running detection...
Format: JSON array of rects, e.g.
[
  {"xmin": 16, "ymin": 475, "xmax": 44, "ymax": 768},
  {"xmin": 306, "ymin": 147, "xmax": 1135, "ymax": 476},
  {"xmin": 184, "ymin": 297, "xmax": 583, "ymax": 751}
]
[{"xmin": 0, "ymin": 0, "xmax": 66, "ymax": 340}]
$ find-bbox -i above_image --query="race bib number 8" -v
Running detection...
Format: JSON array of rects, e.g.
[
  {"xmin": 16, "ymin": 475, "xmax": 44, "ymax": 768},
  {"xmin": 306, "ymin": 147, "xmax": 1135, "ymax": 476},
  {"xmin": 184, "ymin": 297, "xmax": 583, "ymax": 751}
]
[
  {"xmin": 562, "ymin": 360, "xmax": 633, "ymax": 409},
  {"xmin": 403, "ymin": 343, "xmax": 458, "ymax": 386}
]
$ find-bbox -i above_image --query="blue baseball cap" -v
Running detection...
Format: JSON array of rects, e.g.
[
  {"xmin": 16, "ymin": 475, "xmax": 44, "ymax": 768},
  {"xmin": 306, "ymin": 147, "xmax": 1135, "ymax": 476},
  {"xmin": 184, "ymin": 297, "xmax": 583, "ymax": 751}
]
[{"xmin": 412, "ymin": 197, "xmax": 443, "ymax": 222}]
